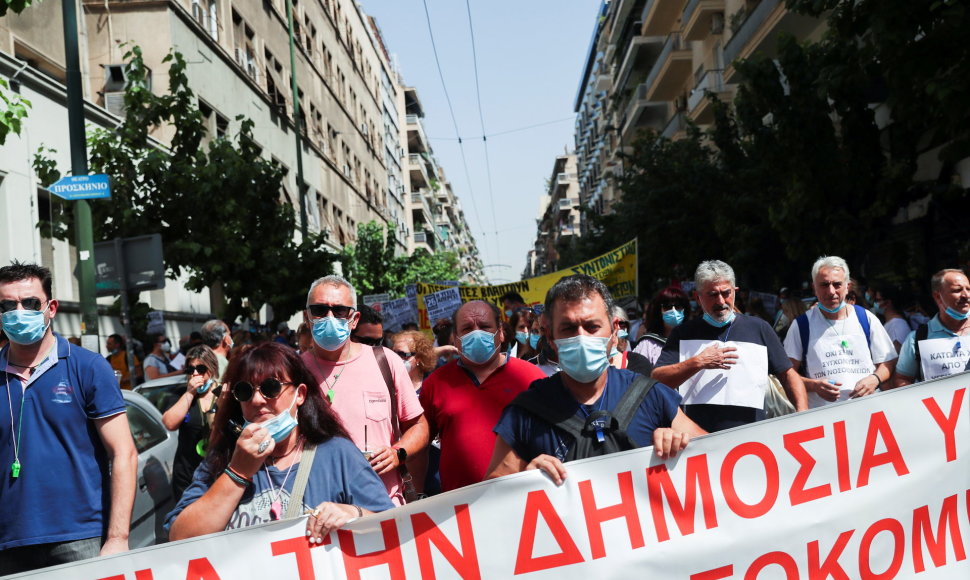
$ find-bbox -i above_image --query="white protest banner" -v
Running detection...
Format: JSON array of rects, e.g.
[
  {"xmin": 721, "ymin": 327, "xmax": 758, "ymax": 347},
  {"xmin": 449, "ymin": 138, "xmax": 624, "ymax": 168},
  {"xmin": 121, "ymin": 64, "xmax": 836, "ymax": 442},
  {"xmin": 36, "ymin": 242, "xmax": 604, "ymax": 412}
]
[
  {"xmin": 422, "ymin": 287, "xmax": 462, "ymax": 325},
  {"xmin": 405, "ymin": 284, "xmax": 418, "ymax": 322},
  {"xmin": 363, "ymin": 293, "xmax": 391, "ymax": 310},
  {"xmin": 19, "ymin": 372, "xmax": 969, "ymax": 579},
  {"xmin": 381, "ymin": 297, "xmax": 416, "ymax": 332}
]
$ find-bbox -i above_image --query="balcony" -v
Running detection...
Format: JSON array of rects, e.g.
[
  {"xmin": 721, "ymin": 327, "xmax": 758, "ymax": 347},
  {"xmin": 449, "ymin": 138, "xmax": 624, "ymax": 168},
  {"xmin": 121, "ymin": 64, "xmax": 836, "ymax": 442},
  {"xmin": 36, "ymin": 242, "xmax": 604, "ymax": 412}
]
[
  {"xmin": 723, "ymin": 0, "xmax": 823, "ymax": 83},
  {"xmin": 613, "ymin": 35, "xmax": 665, "ymax": 93},
  {"xmin": 408, "ymin": 154, "xmax": 430, "ymax": 189},
  {"xmin": 620, "ymin": 82, "xmax": 667, "ymax": 141},
  {"xmin": 661, "ymin": 111, "xmax": 687, "ymax": 140},
  {"xmin": 558, "ymin": 197, "xmax": 579, "ymax": 215},
  {"xmin": 560, "ymin": 224, "xmax": 578, "ymax": 237},
  {"xmin": 406, "ymin": 115, "xmax": 429, "ymax": 154},
  {"xmin": 410, "ymin": 191, "xmax": 433, "ymax": 225},
  {"xmin": 413, "ymin": 230, "xmax": 436, "ymax": 251},
  {"xmin": 687, "ymin": 68, "xmax": 729, "ymax": 123},
  {"xmin": 642, "ymin": 0, "xmax": 688, "ymax": 36},
  {"xmin": 644, "ymin": 33, "xmax": 693, "ymax": 102},
  {"xmin": 682, "ymin": 0, "xmax": 725, "ymax": 41}
]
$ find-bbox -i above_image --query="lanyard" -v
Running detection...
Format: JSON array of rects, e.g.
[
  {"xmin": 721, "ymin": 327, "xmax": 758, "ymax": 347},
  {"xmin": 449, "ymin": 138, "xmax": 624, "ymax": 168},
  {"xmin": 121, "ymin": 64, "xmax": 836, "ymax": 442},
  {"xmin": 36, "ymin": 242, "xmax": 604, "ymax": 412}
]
[{"xmin": 4, "ymin": 373, "xmax": 25, "ymax": 478}]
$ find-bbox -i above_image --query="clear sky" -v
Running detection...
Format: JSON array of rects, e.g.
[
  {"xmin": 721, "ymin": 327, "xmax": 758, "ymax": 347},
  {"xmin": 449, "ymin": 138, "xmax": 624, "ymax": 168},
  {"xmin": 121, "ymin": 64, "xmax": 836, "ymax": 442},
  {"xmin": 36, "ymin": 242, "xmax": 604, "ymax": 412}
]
[{"xmin": 360, "ymin": 0, "xmax": 602, "ymax": 284}]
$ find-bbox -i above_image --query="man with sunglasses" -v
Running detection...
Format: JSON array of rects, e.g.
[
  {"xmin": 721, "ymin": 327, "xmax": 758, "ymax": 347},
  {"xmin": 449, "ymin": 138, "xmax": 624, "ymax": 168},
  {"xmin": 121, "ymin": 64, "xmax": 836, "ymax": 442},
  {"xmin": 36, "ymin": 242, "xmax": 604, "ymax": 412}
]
[
  {"xmin": 653, "ymin": 260, "xmax": 807, "ymax": 432},
  {"xmin": 0, "ymin": 262, "xmax": 137, "ymax": 573},
  {"xmin": 301, "ymin": 275, "xmax": 428, "ymax": 505},
  {"xmin": 350, "ymin": 304, "xmax": 386, "ymax": 347}
]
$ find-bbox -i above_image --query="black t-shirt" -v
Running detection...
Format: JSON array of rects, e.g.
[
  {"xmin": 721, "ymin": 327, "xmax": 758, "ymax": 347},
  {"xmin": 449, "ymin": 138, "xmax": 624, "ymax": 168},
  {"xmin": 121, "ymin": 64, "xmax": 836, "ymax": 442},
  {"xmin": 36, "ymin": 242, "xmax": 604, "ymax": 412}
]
[
  {"xmin": 161, "ymin": 387, "xmax": 217, "ymax": 501},
  {"xmin": 655, "ymin": 314, "xmax": 792, "ymax": 376}
]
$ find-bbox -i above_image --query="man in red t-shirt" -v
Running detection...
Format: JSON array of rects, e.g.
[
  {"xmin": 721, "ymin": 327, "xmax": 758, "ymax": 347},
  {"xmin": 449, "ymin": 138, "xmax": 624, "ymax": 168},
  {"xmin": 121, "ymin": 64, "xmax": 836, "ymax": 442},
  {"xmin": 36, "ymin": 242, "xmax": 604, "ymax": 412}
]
[{"xmin": 419, "ymin": 300, "xmax": 546, "ymax": 491}]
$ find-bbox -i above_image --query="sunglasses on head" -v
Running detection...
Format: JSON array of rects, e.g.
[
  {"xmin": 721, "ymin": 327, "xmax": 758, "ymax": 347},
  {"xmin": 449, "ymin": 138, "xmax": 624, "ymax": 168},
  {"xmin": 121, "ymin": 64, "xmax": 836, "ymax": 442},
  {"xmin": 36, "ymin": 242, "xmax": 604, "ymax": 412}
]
[
  {"xmin": 231, "ymin": 378, "xmax": 295, "ymax": 402},
  {"xmin": 394, "ymin": 350, "xmax": 415, "ymax": 359},
  {"xmin": 351, "ymin": 335, "xmax": 383, "ymax": 347},
  {"xmin": 0, "ymin": 297, "xmax": 46, "ymax": 313},
  {"xmin": 184, "ymin": 364, "xmax": 208, "ymax": 376},
  {"xmin": 307, "ymin": 303, "xmax": 355, "ymax": 319}
]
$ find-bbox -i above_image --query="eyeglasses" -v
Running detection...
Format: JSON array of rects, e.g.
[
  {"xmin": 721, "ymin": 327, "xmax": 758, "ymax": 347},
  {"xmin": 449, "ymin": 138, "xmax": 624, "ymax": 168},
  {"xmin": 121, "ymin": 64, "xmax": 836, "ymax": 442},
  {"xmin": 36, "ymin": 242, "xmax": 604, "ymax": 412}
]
[
  {"xmin": 351, "ymin": 335, "xmax": 383, "ymax": 347},
  {"xmin": 617, "ymin": 321, "xmax": 630, "ymax": 330},
  {"xmin": 0, "ymin": 297, "xmax": 46, "ymax": 313},
  {"xmin": 231, "ymin": 378, "xmax": 294, "ymax": 402},
  {"xmin": 394, "ymin": 350, "xmax": 414, "ymax": 359},
  {"xmin": 184, "ymin": 364, "xmax": 208, "ymax": 376},
  {"xmin": 705, "ymin": 290, "xmax": 733, "ymax": 299},
  {"xmin": 307, "ymin": 303, "xmax": 355, "ymax": 319},
  {"xmin": 660, "ymin": 303, "xmax": 685, "ymax": 311}
]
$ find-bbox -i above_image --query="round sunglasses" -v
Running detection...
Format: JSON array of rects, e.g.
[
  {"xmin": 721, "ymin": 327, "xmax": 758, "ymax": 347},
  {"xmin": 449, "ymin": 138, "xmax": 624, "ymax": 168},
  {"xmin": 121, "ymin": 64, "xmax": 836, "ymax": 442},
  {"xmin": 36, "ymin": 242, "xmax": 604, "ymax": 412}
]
[{"xmin": 231, "ymin": 378, "xmax": 295, "ymax": 402}]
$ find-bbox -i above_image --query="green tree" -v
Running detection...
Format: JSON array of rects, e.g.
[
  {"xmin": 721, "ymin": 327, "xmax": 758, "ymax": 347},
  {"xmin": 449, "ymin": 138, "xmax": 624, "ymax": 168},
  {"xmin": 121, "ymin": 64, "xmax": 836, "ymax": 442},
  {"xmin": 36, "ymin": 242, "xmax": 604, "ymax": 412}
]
[
  {"xmin": 0, "ymin": 0, "xmax": 33, "ymax": 144},
  {"xmin": 341, "ymin": 221, "xmax": 462, "ymax": 296},
  {"xmin": 0, "ymin": 0, "xmax": 33, "ymax": 16},
  {"xmin": 34, "ymin": 45, "xmax": 337, "ymax": 324}
]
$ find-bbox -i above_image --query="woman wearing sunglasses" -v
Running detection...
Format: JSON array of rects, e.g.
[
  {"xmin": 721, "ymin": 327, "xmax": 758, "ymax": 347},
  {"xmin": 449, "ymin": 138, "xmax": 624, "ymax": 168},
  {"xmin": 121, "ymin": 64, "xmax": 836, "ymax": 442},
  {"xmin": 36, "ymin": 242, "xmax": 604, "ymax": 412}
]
[
  {"xmin": 165, "ymin": 342, "xmax": 393, "ymax": 542},
  {"xmin": 160, "ymin": 345, "xmax": 220, "ymax": 502}
]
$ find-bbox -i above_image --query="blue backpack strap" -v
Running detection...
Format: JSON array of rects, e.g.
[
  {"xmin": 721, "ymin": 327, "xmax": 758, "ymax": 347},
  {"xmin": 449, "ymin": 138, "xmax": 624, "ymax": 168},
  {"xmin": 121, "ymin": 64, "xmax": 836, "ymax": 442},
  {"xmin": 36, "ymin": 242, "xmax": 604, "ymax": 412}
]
[
  {"xmin": 853, "ymin": 304, "xmax": 871, "ymax": 347},
  {"xmin": 796, "ymin": 313, "xmax": 810, "ymax": 371}
]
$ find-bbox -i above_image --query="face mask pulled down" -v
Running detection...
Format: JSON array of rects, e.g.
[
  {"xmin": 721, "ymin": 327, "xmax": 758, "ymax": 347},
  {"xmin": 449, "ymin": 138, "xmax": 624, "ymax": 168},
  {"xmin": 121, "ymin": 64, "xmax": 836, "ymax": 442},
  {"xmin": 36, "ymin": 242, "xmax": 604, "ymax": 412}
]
[{"xmin": 244, "ymin": 392, "xmax": 299, "ymax": 443}]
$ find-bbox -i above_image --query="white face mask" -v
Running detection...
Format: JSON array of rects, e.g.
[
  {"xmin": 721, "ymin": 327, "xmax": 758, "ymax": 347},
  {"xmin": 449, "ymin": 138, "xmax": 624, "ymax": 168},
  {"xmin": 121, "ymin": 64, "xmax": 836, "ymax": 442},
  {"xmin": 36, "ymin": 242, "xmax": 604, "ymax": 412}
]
[{"xmin": 404, "ymin": 360, "xmax": 413, "ymax": 373}]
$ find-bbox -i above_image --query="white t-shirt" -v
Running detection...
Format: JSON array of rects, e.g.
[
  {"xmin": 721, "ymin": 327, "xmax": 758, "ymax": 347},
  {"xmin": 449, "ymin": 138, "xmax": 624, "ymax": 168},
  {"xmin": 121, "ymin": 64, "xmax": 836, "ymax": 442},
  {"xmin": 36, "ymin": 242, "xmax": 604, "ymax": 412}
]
[
  {"xmin": 883, "ymin": 317, "xmax": 910, "ymax": 347},
  {"xmin": 783, "ymin": 307, "xmax": 897, "ymax": 408}
]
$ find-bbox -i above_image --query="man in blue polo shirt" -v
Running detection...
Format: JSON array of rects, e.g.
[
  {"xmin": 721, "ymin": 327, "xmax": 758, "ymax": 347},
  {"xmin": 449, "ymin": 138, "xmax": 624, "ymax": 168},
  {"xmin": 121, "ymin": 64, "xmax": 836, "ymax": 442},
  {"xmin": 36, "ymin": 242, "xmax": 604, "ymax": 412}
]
[
  {"xmin": 893, "ymin": 268, "xmax": 970, "ymax": 387},
  {"xmin": 0, "ymin": 262, "xmax": 137, "ymax": 574}
]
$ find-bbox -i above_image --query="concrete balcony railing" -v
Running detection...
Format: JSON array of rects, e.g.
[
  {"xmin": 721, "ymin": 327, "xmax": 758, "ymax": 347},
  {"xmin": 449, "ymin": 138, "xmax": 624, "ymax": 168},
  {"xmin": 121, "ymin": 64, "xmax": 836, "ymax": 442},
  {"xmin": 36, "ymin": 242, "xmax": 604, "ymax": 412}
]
[
  {"xmin": 661, "ymin": 111, "xmax": 687, "ymax": 139},
  {"xmin": 682, "ymin": 0, "xmax": 725, "ymax": 41},
  {"xmin": 644, "ymin": 32, "xmax": 693, "ymax": 101},
  {"xmin": 620, "ymin": 82, "xmax": 667, "ymax": 140},
  {"xmin": 687, "ymin": 68, "xmax": 725, "ymax": 112},
  {"xmin": 642, "ymin": 0, "xmax": 688, "ymax": 36},
  {"xmin": 723, "ymin": 0, "xmax": 821, "ymax": 82}
]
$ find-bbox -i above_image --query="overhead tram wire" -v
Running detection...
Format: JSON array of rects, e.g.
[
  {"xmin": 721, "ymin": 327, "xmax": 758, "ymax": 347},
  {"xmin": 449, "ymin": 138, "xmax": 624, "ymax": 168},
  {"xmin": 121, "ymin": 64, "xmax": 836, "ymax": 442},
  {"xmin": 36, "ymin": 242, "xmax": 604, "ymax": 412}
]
[
  {"xmin": 421, "ymin": 0, "xmax": 489, "ymax": 253},
  {"xmin": 427, "ymin": 116, "xmax": 576, "ymax": 142},
  {"xmin": 465, "ymin": 0, "xmax": 501, "ymax": 262}
]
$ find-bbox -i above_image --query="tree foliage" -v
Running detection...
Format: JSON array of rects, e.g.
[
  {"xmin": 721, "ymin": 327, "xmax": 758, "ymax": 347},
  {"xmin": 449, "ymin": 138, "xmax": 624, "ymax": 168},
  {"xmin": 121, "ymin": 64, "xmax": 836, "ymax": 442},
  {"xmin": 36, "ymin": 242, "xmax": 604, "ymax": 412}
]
[
  {"xmin": 341, "ymin": 221, "xmax": 461, "ymax": 296},
  {"xmin": 0, "ymin": 0, "xmax": 33, "ymax": 144},
  {"xmin": 34, "ymin": 45, "xmax": 337, "ymax": 323},
  {"xmin": 0, "ymin": 0, "xmax": 32, "ymax": 16},
  {"xmin": 565, "ymin": 0, "xmax": 969, "ymax": 295}
]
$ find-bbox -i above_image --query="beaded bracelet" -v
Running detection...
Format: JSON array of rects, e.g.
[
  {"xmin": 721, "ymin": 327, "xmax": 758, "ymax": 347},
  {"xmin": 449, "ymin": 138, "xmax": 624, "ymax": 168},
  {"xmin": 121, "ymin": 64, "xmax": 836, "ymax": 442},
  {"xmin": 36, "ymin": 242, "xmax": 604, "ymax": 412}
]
[
  {"xmin": 353, "ymin": 504, "xmax": 363, "ymax": 518},
  {"xmin": 224, "ymin": 467, "xmax": 252, "ymax": 488}
]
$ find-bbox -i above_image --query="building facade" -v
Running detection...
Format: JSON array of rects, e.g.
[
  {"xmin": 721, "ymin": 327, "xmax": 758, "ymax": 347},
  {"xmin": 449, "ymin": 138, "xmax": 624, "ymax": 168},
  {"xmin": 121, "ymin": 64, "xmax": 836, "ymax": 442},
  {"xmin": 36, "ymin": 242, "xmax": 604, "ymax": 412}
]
[{"xmin": 524, "ymin": 153, "xmax": 579, "ymax": 278}]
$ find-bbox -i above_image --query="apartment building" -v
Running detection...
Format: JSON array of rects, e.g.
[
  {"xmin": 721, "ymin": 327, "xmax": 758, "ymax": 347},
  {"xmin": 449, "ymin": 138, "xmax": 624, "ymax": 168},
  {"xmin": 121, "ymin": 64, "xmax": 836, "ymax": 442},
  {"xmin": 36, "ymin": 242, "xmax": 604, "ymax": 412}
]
[
  {"xmin": 0, "ymin": 0, "xmax": 484, "ymax": 337},
  {"xmin": 575, "ymin": 0, "xmax": 824, "ymax": 227},
  {"xmin": 524, "ymin": 154, "xmax": 579, "ymax": 278}
]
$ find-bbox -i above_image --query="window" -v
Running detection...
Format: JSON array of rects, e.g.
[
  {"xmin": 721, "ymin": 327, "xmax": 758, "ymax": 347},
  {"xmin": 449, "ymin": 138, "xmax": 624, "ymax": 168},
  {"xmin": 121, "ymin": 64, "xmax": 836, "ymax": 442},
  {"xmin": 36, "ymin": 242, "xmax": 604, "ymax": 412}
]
[{"xmin": 126, "ymin": 403, "xmax": 168, "ymax": 453}]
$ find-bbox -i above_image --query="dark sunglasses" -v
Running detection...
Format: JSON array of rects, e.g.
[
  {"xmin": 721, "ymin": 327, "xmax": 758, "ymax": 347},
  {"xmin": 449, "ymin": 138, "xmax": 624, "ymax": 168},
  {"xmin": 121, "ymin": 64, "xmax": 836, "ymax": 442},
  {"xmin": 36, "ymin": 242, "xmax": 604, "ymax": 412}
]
[
  {"xmin": 394, "ymin": 350, "xmax": 415, "ymax": 359},
  {"xmin": 351, "ymin": 335, "xmax": 383, "ymax": 347},
  {"xmin": 617, "ymin": 321, "xmax": 630, "ymax": 329},
  {"xmin": 184, "ymin": 364, "xmax": 208, "ymax": 376},
  {"xmin": 0, "ymin": 297, "xmax": 46, "ymax": 313},
  {"xmin": 231, "ymin": 378, "xmax": 294, "ymax": 402},
  {"xmin": 660, "ymin": 302, "xmax": 685, "ymax": 311},
  {"xmin": 307, "ymin": 303, "xmax": 355, "ymax": 319}
]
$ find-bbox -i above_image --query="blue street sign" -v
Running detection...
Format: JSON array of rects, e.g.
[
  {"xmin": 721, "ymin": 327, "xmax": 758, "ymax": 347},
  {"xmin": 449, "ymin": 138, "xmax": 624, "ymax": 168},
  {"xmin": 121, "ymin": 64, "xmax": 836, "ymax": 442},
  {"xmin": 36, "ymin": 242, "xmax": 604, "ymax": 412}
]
[{"xmin": 49, "ymin": 174, "xmax": 111, "ymax": 200}]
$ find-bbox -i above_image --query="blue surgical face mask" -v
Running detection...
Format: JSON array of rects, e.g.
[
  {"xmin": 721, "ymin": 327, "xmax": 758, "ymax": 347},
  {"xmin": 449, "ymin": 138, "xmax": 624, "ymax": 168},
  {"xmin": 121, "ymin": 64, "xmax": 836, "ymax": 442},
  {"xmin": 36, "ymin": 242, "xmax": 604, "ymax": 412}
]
[
  {"xmin": 244, "ymin": 392, "xmax": 299, "ymax": 443},
  {"xmin": 529, "ymin": 333, "xmax": 540, "ymax": 349},
  {"xmin": 617, "ymin": 329, "xmax": 629, "ymax": 340},
  {"xmin": 662, "ymin": 308, "xmax": 685, "ymax": 327},
  {"xmin": 515, "ymin": 331, "xmax": 529, "ymax": 345},
  {"xmin": 817, "ymin": 301, "xmax": 846, "ymax": 314},
  {"xmin": 703, "ymin": 311, "xmax": 736, "ymax": 328},
  {"xmin": 460, "ymin": 329, "xmax": 497, "ymax": 364},
  {"xmin": 504, "ymin": 309, "xmax": 513, "ymax": 318},
  {"xmin": 1, "ymin": 305, "xmax": 51, "ymax": 345},
  {"xmin": 870, "ymin": 302, "xmax": 884, "ymax": 316},
  {"xmin": 945, "ymin": 306, "xmax": 969, "ymax": 321},
  {"xmin": 555, "ymin": 335, "xmax": 610, "ymax": 383},
  {"xmin": 689, "ymin": 300, "xmax": 698, "ymax": 311},
  {"xmin": 312, "ymin": 316, "xmax": 351, "ymax": 351},
  {"xmin": 197, "ymin": 379, "xmax": 215, "ymax": 395}
]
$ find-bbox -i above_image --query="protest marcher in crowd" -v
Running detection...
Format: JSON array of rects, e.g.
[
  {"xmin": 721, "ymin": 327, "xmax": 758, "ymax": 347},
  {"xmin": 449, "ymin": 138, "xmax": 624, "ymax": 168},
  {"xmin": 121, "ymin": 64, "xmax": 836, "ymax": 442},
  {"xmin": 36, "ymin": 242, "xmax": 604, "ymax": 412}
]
[
  {"xmin": 892, "ymin": 269, "xmax": 970, "ymax": 387},
  {"xmin": 273, "ymin": 322, "xmax": 291, "ymax": 346},
  {"xmin": 392, "ymin": 330, "xmax": 441, "ymax": 496},
  {"xmin": 746, "ymin": 296, "xmax": 771, "ymax": 323},
  {"xmin": 420, "ymin": 301, "xmax": 546, "ymax": 492},
  {"xmin": 350, "ymin": 304, "xmax": 385, "ymax": 347},
  {"xmin": 500, "ymin": 291, "xmax": 528, "ymax": 318},
  {"xmin": 773, "ymin": 287, "xmax": 807, "ymax": 339},
  {"xmin": 144, "ymin": 333, "xmax": 183, "ymax": 381},
  {"xmin": 783, "ymin": 256, "xmax": 897, "ymax": 408},
  {"xmin": 201, "ymin": 319, "xmax": 234, "ymax": 379},
  {"xmin": 487, "ymin": 275, "xmax": 704, "ymax": 484},
  {"xmin": 653, "ymin": 260, "xmax": 807, "ymax": 432},
  {"xmin": 106, "ymin": 333, "xmax": 142, "ymax": 389},
  {"xmin": 166, "ymin": 343, "xmax": 393, "ymax": 541},
  {"xmin": 634, "ymin": 286, "xmax": 689, "ymax": 365},
  {"xmin": 610, "ymin": 305, "xmax": 652, "ymax": 376},
  {"xmin": 161, "ymin": 345, "xmax": 221, "ymax": 502},
  {"xmin": 295, "ymin": 322, "xmax": 312, "ymax": 354},
  {"xmin": 525, "ymin": 315, "xmax": 560, "ymax": 376},
  {"xmin": 301, "ymin": 275, "xmax": 428, "ymax": 505},
  {"xmin": 509, "ymin": 307, "xmax": 537, "ymax": 359},
  {"xmin": 869, "ymin": 284, "xmax": 911, "ymax": 352},
  {"xmin": 432, "ymin": 319, "xmax": 457, "ymax": 367},
  {"xmin": 0, "ymin": 262, "xmax": 136, "ymax": 574}
]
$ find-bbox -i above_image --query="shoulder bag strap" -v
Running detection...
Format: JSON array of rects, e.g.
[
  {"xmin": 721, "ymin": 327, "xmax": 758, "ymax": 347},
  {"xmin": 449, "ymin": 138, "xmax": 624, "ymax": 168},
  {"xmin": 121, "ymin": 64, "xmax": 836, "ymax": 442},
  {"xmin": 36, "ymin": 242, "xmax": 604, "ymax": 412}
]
[
  {"xmin": 284, "ymin": 444, "xmax": 318, "ymax": 518},
  {"xmin": 372, "ymin": 346, "xmax": 400, "ymax": 440},
  {"xmin": 853, "ymin": 304, "xmax": 871, "ymax": 347},
  {"xmin": 914, "ymin": 323, "xmax": 929, "ymax": 382},
  {"xmin": 613, "ymin": 375, "xmax": 657, "ymax": 431}
]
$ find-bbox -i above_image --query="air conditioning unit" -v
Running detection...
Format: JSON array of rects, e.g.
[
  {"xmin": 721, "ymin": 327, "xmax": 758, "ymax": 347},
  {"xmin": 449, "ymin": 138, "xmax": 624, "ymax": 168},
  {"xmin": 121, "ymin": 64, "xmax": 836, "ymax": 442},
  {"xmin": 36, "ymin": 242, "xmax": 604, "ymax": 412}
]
[
  {"xmin": 246, "ymin": 61, "xmax": 259, "ymax": 80},
  {"xmin": 104, "ymin": 91, "xmax": 126, "ymax": 117},
  {"xmin": 234, "ymin": 48, "xmax": 245, "ymax": 65},
  {"xmin": 675, "ymin": 95, "xmax": 688, "ymax": 111},
  {"xmin": 342, "ymin": 164, "xmax": 351, "ymax": 178},
  {"xmin": 711, "ymin": 12, "xmax": 725, "ymax": 34},
  {"xmin": 103, "ymin": 64, "xmax": 127, "ymax": 92},
  {"xmin": 191, "ymin": 0, "xmax": 206, "ymax": 24},
  {"xmin": 360, "ymin": 122, "xmax": 368, "ymax": 135}
]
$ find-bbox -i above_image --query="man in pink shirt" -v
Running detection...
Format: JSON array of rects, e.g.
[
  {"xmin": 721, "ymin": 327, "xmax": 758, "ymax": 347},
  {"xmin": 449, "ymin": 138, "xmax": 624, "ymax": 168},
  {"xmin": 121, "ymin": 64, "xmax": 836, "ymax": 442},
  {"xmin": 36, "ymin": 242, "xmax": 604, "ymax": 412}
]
[
  {"xmin": 419, "ymin": 301, "xmax": 546, "ymax": 491},
  {"xmin": 301, "ymin": 275, "xmax": 428, "ymax": 505}
]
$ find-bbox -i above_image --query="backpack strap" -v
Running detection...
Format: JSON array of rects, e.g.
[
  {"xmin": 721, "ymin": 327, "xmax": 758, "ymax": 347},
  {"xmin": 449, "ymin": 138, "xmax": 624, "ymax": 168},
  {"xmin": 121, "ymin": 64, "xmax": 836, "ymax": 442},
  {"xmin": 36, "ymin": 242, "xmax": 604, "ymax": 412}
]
[
  {"xmin": 853, "ymin": 304, "xmax": 871, "ymax": 348},
  {"xmin": 796, "ymin": 313, "xmax": 810, "ymax": 376},
  {"xmin": 511, "ymin": 379, "xmax": 585, "ymax": 441},
  {"xmin": 372, "ymin": 346, "xmax": 400, "ymax": 439},
  {"xmin": 612, "ymin": 374, "xmax": 657, "ymax": 431},
  {"xmin": 913, "ymin": 323, "xmax": 929, "ymax": 382},
  {"xmin": 284, "ymin": 444, "xmax": 318, "ymax": 519}
]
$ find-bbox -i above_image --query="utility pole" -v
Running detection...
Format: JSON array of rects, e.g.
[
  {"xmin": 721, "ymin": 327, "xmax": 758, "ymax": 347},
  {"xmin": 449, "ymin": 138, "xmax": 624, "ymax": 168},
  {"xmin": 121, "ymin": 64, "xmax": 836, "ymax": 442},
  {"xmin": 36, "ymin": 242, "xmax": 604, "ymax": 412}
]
[
  {"xmin": 285, "ymin": 0, "xmax": 308, "ymax": 239},
  {"xmin": 62, "ymin": 0, "xmax": 99, "ymax": 342}
]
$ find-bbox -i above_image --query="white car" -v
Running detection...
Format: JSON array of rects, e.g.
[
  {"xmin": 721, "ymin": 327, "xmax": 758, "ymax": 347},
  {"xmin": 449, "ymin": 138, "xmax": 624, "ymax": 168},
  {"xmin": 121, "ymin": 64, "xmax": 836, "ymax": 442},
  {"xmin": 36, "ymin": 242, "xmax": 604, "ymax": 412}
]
[{"xmin": 123, "ymin": 389, "xmax": 179, "ymax": 547}]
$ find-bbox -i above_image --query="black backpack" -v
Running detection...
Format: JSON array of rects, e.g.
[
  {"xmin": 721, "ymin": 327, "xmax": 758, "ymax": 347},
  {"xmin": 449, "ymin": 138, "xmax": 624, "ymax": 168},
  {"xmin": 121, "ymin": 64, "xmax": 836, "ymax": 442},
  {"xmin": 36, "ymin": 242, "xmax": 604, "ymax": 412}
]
[{"xmin": 511, "ymin": 374, "xmax": 657, "ymax": 461}]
